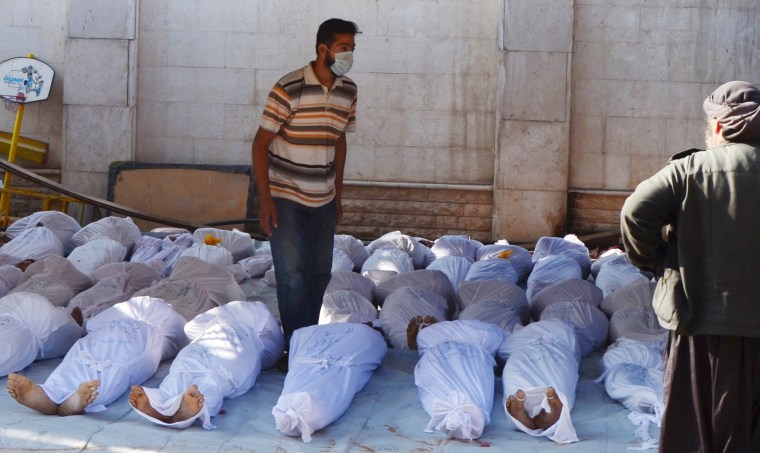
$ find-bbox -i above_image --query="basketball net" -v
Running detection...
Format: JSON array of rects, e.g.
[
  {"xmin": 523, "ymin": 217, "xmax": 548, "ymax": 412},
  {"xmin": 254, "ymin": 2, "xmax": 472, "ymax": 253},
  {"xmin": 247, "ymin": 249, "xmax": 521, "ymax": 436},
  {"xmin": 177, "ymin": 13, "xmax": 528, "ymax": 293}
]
[{"xmin": 2, "ymin": 95, "xmax": 24, "ymax": 113}]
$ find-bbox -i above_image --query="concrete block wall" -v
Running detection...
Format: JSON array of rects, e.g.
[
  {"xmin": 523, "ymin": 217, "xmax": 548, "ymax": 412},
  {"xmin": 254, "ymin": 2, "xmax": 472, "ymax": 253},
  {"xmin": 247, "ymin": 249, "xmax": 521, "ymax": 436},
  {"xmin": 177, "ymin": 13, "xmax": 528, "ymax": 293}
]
[
  {"xmin": 0, "ymin": 0, "xmax": 66, "ymax": 169},
  {"xmin": 493, "ymin": 0, "xmax": 574, "ymax": 242},
  {"xmin": 570, "ymin": 0, "xmax": 760, "ymax": 193},
  {"xmin": 2, "ymin": 0, "xmax": 759, "ymax": 242}
]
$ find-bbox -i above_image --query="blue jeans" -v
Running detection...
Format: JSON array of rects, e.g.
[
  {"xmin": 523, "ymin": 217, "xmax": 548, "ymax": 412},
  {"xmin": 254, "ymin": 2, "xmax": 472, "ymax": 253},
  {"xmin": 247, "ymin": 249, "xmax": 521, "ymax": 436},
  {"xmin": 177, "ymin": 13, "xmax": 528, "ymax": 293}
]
[{"xmin": 269, "ymin": 197, "xmax": 336, "ymax": 343}]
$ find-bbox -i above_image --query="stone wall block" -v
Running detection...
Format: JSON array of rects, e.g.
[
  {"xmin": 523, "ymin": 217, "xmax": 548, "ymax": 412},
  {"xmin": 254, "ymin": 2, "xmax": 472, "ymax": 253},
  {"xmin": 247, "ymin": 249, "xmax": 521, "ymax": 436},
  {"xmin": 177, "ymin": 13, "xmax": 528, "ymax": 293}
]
[
  {"xmin": 65, "ymin": 106, "xmax": 132, "ymax": 172},
  {"xmin": 197, "ymin": 0, "xmax": 257, "ymax": 33},
  {"xmin": 504, "ymin": 0, "xmax": 574, "ymax": 52},
  {"xmin": 493, "ymin": 189, "xmax": 567, "ymax": 242},
  {"xmin": 167, "ymin": 31, "xmax": 225, "ymax": 68},
  {"xmin": 135, "ymin": 136, "xmax": 194, "ymax": 164},
  {"xmin": 574, "ymin": 5, "xmax": 640, "ymax": 44},
  {"xmin": 503, "ymin": 51, "xmax": 568, "ymax": 122},
  {"xmin": 604, "ymin": 117, "xmax": 666, "ymax": 157},
  {"xmin": 69, "ymin": 0, "xmax": 136, "ymax": 39},
  {"xmin": 64, "ymin": 39, "xmax": 128, "ymax": 106},
  {"xmin": 166, "ymin": 102, "xmax": 224, "ymax": 139},
  {"xmin": 604, "ymin": 42, "xmax": 668, "ymax": 81},
  {"xmin": 497, "ymin": 121, "xmax": 569, "ymax": 192}
]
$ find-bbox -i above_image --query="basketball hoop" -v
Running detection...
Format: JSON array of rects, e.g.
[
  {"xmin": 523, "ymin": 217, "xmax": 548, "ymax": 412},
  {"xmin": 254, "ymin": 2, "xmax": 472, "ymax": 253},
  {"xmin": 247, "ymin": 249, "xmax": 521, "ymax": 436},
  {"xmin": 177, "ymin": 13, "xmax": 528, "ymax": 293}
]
[{"xmin": 2, "ymin": 95, "xmax": 24, "ymax": 113}]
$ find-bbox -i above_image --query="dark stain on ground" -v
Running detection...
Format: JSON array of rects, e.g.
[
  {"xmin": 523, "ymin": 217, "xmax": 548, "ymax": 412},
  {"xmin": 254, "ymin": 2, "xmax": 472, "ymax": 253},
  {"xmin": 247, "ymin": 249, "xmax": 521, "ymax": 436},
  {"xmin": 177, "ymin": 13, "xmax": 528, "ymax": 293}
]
[
  {"xmin": 478, "ymin": 440, "xmax": 491, "ymax": 447},
  {"xmin": 385, "ymin": 424, "xmax": 397, "ymax": 433}
]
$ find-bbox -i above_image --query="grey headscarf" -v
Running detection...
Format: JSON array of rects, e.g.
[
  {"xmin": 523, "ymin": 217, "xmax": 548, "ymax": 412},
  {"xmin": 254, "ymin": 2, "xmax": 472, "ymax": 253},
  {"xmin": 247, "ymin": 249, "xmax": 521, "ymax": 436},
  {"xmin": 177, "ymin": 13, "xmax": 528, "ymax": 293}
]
[{"xmin": 703, "ymin": 81, "xmax": 760, "ymax": 141}]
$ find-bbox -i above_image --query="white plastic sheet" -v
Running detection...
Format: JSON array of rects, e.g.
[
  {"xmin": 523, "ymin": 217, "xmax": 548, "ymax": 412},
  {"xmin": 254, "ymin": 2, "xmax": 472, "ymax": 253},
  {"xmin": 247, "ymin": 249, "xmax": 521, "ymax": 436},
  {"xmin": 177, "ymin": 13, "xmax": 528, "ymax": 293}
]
[
  {"xmin": 272, "ymin": 323, "xmax": 387, "ymax": 442},
  {"xmin": 319, "ymin": 290, "xmax": 378, "ymax": 325},
  {"xmin": 227, "ymin": 254, "xmax": 273, "ymax": 282},
  {"xmin": 379, "ymin": 286, "xmax": 449, "ymax": 349},
  {"xmin": 590, "ymin": 249, "xmax": 627, "ymax": 279},
  {"xmin": 416, "ymin": 320, "xmax": 505, "ymax": 355}
]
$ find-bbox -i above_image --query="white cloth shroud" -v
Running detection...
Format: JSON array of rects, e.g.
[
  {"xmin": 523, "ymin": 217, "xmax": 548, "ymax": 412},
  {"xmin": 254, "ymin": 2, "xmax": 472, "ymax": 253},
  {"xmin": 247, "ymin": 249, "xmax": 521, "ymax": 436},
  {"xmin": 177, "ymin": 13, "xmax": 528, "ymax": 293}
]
[
  {"xmin": 464, "ymin": 259, "xmax": 518, "ymax": 285},
  {"xmin": 459, "ymin": 300, "xmax": 522, "ymax": 333},
  {"xmin": 532, "ymin": 236, "xmax": 591, "ymax": 278},
  {"xmin": 192, "ymin": 228, "xmax": 254, "ymax": 263},
  {"xmin": 539, "ymin": 299, "xmax": 609, "ymax": 357},
  {"xmin": 319, "ymin": 290, "xmax": 378, "ymax": 325},
  {"xmin": 529, "ymin": 277, "xmax": 603, "ymax": 321},
  {"xmin": 378, "ymin": 286, "xmax": 449, "ymax": 349},
  {"xmin": 499, "ymin": 320, "xmax": 580, "ymax": 444},
  {"xmin": 456, "ymin": 280, "xmax": 529, "ymax": 324},
  {"xmin": 595, "ymin": 260, "xmax": 650, "ymax": 299},
  {"xmin": 131, "ymin": 301, "xmax": 284, "ymax": 429},
  {"xmin": 526, "ymin": 255, "xmax": 583, "ymax": 303},
  {"xmin": 66, "ymin": 238, "xmax": 127, "ymax": 276},
  {"xmin": 134, "ymin": 256, "xmax": 245, "ymax": 321},
  {"xmin": 425, "ymin": 255, "xmax": 472, "ymax": 291},
  {"xmin": 0, "ymin": 291, "xmax": 83, "ymax": 377},
  {"xmin": 40, "ymin": 296, "xmax": 187, "ymax": 413},
  {"xmin": 413, "ymin": 320, "xmax": 505, "ymax": 440},
  {"xmin": 360, "ymin": 248, "xmax": 413, "ymax": 284},
  {"xmin": 179, "ymin": 244, "xmax": 233, "ymax": 267},
  {"xmin": 326, "ymin": 271, "xmax": 375, "ymax": 304},
  {"xmin": 68, "ymin": 262, "xmax": 162, "ymax": 324},
  {"xmin": 374, "ymin": 269, "xmax": 457, "ymax": 318},
  {"xmin": 0, "ymin": 226, "xmax": 64, "ymax": 261},
  {"xmin": 0, "ymin": 265, "xmax": 23, "ymax": 298},
  {"xmin": 5, "ymin": 210, "xmax": 81, "ymax": 254},
  {"xmin": 331, "ymin": 248, "xmax": 354, "ymax": 273},
  {"xmin": 476, "ymin": 243, "xmax": 533, "ymax": 282},
  {"xmin": 72, "ymin": 216, "xmax": 141, "ymax": 253},
  {"xmin": 600, "ymin": 280, "xmax": 655, "ymax": 317},
  {"xmin": 368, "ymin": 231, "xmax": 430, "ymax": 269},
  {"xmin": 272, "ymin": 323, "xmax": 387, "ymax": 443},
  {"xmin": 431, "ymin": 235, "xmax": 483, "ymax": 261},
  {"xmin": 11, "ymin": 255, "xmax": 93, "ymax": 307},
  {"xmin": 333, "ymin": 234, "xmax": 370, "ymax": 271}
]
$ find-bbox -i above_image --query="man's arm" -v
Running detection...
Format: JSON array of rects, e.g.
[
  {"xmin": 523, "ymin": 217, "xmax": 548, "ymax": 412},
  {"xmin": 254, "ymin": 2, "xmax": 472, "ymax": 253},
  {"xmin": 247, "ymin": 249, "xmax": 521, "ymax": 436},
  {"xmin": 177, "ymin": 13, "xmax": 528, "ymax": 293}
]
[
  {"xmin": 620, "ymin": 164, "xmax": 682, "ymax": 273},
  {"xmin": 252, "ymin": 128, "xmax": 278, "ymax": 236},
  {"xmin": 333, "ymin": 132, "xmax": 347, "ymax": 223}
]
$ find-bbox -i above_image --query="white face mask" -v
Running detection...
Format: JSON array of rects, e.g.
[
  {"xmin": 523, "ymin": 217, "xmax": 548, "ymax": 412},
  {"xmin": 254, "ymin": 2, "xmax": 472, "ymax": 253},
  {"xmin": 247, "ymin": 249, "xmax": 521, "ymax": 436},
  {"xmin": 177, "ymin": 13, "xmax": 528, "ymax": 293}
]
[{"xmin": 329, "ymin": 51, "xmax": 353, "ymax": 76}]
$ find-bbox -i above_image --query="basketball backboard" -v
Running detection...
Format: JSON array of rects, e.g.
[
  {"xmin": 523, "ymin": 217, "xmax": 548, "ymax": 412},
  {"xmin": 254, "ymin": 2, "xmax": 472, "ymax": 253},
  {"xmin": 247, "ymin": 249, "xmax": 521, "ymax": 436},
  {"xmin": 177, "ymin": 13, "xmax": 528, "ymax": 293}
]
[{"xmin": 0, "ymin": 56, "xmax": 54, "ymax": 104}]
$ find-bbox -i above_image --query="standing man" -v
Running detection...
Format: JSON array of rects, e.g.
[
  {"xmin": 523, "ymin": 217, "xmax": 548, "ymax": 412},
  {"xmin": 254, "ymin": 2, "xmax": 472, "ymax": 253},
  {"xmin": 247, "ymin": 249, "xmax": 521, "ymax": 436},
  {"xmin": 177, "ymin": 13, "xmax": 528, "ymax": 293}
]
[
  {"xmin": 252, "ymin": 18, "xmax": 359, "ymax": 370},
  {"xmin": 621, "ymin": 81, "xmax": 760, "ymax": 452}
]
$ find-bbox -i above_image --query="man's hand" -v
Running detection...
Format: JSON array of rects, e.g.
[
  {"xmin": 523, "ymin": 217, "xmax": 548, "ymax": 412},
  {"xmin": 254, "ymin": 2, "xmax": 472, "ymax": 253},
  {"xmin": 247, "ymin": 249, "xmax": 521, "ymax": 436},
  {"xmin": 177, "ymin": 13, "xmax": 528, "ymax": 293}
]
[{"xmin": 259, "ymin": 198, "xmax": 278, "ymax": 237}]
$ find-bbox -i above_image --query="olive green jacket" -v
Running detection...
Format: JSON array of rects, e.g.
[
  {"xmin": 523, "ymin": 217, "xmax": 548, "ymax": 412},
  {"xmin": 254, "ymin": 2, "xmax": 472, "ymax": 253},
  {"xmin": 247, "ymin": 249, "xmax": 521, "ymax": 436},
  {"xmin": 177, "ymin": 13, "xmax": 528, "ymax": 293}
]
[{"xmin": 620, "ymin": 140, "xmax": 760, "ymax": 337}]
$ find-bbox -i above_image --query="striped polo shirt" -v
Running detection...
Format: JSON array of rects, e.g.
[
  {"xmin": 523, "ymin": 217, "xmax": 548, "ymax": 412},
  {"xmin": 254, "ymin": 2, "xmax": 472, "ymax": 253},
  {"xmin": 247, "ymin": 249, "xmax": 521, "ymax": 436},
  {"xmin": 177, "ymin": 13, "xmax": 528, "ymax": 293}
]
[{"xmin": 259, "ymin": 63, "xmax": 357, "ymax": 207}]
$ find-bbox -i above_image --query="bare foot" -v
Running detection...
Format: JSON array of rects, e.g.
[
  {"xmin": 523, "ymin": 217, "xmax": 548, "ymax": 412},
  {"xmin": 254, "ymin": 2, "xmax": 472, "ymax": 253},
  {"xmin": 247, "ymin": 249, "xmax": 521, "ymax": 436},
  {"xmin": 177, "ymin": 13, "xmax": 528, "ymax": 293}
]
[
  {"xmin": 6, "ymin": 373, "xmax": 58, "ymax": 415},
  {"xmin": 58, "ymin": 380, "xmax": 100, "ymax": 416},
  {"xmin": 534, "ymin": 387, "xmax": 563, "ymax": 430},
  {"xmin": 71, "ymin": 307, "xmax": 84, "ymax": 327},
  {"xmin": 129, "ymin": 385, "xmax": 172, "ymax": 423},
  {"xmin": 406, "ymin": 316, "xmax": 424, "ymax": 350},
  {"xmin": 406, "ymin": 315, "xmax": 439, "ymax": 350},
  {"xmin": 506, "ymin": 389, "xmax": 537, "ymax": 429},
  {"xmin": 172, "ymin": 384, "xmax": 204, "ymax": 423}
]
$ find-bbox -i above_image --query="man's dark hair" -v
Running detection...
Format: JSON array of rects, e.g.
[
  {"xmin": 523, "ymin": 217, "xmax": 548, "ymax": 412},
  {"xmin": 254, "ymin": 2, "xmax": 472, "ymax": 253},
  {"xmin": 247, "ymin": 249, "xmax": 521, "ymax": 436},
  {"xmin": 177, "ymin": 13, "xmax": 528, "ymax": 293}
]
[{"xmin": 316, "ymin": 18, "xmax": 360, "ymax": 48}]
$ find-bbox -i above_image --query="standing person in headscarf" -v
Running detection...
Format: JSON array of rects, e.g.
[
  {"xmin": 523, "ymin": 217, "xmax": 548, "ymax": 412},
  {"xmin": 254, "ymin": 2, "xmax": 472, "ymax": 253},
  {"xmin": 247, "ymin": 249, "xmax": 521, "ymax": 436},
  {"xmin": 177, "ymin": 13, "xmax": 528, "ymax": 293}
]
[{"xmin": 620, "ymin": 81, "xmax": 760, "ymax": 452}]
